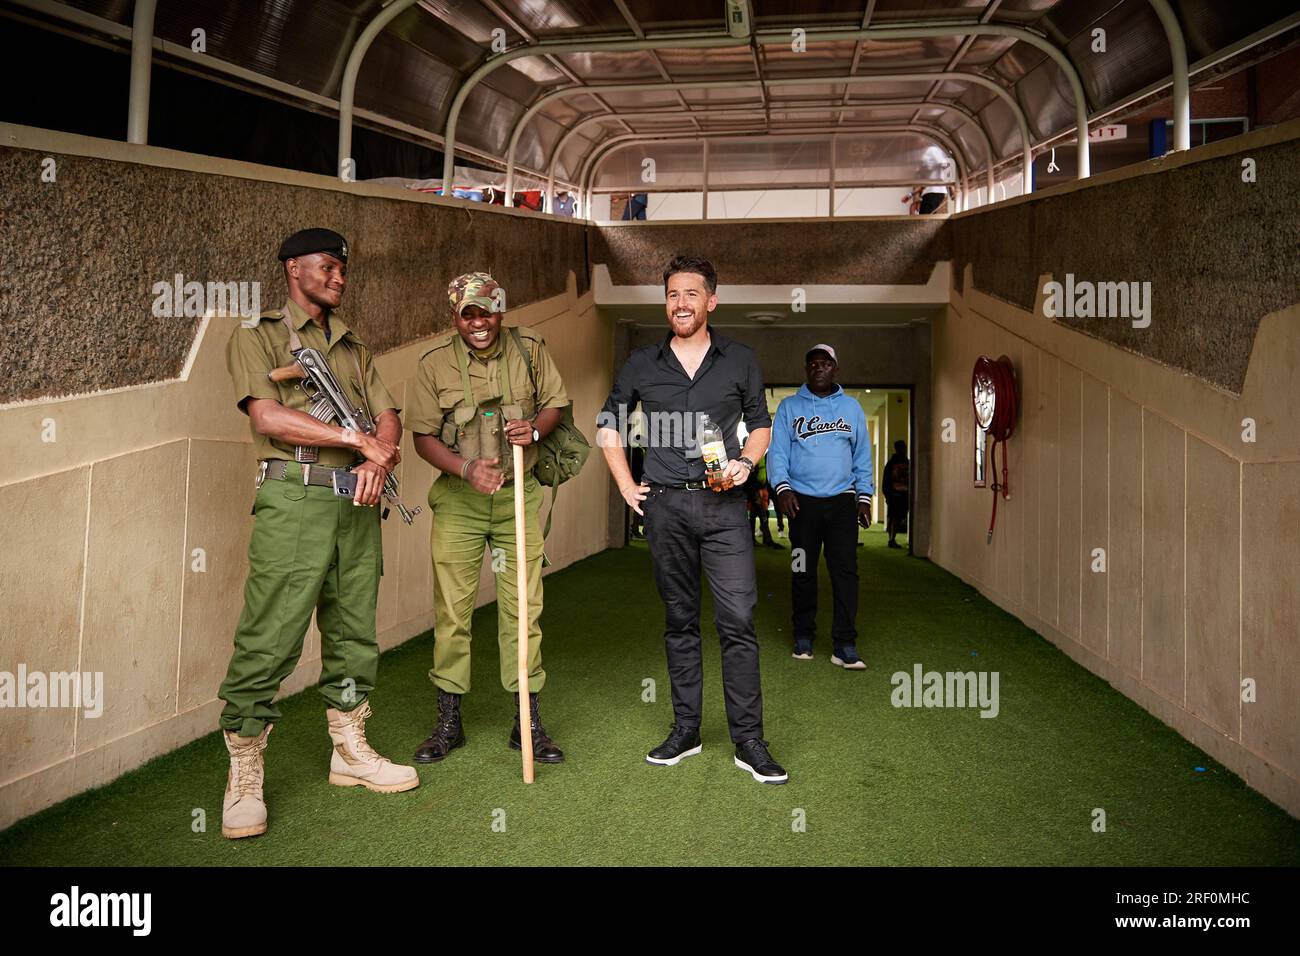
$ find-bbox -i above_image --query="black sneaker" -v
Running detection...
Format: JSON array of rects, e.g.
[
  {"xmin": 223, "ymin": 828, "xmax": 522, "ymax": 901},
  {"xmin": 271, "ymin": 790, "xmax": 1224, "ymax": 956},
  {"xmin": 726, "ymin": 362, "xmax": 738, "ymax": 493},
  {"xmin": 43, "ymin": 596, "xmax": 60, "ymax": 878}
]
[
  {"xmin": 734, "ymin": 738, "xmax": 788, "ymax": 784},
  {"xmin": 645, "ymin": 724, "xmax": 702, "ymax": 766}
]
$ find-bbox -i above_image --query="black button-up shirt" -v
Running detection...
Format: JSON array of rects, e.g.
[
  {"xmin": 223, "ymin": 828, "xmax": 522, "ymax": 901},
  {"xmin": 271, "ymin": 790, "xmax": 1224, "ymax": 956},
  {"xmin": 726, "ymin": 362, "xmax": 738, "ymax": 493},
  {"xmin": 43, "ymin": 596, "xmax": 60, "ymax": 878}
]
[{"xmin": 599, "ymin": 329, "xmax": 771, "ymax": 486}]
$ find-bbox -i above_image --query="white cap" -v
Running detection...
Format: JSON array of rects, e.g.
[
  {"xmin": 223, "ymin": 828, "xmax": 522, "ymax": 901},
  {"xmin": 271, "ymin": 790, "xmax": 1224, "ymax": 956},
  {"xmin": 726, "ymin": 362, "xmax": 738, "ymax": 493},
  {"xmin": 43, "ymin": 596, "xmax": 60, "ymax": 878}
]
[{"xmin": 805, "ymin": 343, "xmax": 838, "ymax": 365}]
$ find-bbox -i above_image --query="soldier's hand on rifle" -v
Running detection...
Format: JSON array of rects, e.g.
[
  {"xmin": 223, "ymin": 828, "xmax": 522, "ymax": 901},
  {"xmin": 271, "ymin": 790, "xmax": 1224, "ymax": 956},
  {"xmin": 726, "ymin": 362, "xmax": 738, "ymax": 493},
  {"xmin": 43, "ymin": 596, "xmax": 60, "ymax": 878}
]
[
  {"xmin": 504, "ymin": 419, "xmax": 534, "ymax": 446},
  {"xmin": 357, "ymin": 432, "xmax": 400, "ymax": 471},
  {"xmin": 776, "ymin": 488, "xmax": 800, "ymax": 520},
  {"xmin": 353, "ymin": 461, "xmax": 388, "ymax": 507},
  {"xmin": 466, "ymin": 456, "xmax": 505, "ymax": 495}
]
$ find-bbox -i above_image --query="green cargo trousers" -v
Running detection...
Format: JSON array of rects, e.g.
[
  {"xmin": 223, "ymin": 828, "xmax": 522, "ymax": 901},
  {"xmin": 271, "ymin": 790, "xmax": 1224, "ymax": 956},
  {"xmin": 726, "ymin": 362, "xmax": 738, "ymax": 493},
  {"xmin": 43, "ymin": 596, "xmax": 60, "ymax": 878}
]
[
  {"xmin": 428, "ymin": 472, "xmax": 545, "ymax": 695},
  {"xmin": 218, "ymin": 462, "xmax": 382, "ymax": 737}
]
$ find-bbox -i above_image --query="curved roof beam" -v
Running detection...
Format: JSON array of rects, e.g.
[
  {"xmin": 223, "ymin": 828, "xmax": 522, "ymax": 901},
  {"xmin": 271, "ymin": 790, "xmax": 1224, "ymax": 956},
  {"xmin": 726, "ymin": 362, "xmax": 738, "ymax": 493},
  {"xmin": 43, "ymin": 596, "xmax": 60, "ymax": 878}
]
[
  {"xmin": 505, "ymin": 72, "xmax": 1033, "ymax": 202},
  {"xmin": 336, "ymin": 0, "xmax": 422, "ymax": 181},
  {"xmin": 751, "ymin": 23, "xmax": 1091, "ymax": 176},
  {"xmin": 547, "ymin": 102, "xmax": 993, "ymax": 211},
  {"xmin": 434, "ymin": 19, "xmax": 1086, "ymax": 193},
  {"xmin": 438, "ymin": 32, "xmax": 751, "ymax": 188},
  {"xmin": 579, "ymin": 123, "xmax": 971, "ymax": 219},
  {"xmin": 1147, "ymin": 0, "xmax": 1191, "ymax": 152},
  {"xmin": 126, "ymin": 0, "xmax": 157, "ymax": 144}
]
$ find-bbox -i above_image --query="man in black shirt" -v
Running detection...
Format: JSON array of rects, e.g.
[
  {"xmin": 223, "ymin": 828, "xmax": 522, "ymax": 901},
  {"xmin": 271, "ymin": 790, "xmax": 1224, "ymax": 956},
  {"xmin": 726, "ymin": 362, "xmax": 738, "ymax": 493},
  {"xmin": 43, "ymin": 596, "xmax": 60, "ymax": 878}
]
[{"xmin": 598, "ymin": 255, "xmax": 787, "ymax": 784}]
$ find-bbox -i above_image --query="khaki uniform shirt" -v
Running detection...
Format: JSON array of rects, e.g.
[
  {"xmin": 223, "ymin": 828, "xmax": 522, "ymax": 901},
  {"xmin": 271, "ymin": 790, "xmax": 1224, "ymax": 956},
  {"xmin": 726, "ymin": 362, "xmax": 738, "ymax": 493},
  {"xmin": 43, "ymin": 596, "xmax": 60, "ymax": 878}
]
[
  {"xmin": 226, "ymin": 299, "xmax": 398, "ymax": 469},
  {"xmin": 406, "ymin": 325, "xmax": 568, "ymax": 480}
]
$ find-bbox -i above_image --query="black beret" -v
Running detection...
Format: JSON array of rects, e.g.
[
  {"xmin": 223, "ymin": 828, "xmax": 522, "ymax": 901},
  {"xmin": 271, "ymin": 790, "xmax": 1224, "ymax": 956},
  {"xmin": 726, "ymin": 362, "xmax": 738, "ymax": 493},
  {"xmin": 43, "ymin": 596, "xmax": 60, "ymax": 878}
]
[{"xmin": 278, "ymin": 228, "xmax": 348, "ymax": 264}]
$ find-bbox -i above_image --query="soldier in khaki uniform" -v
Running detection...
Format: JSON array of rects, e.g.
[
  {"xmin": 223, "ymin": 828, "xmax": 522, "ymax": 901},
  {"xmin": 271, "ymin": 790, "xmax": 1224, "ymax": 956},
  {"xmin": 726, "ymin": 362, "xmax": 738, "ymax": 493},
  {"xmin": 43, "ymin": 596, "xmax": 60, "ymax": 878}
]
[
  {"xmin": 219, "ymin": 228, "xmax": 418, "ymax": 840},
  {"xmin": 406, "ymin": 272, "xmax": 569, "ymax": 764}
]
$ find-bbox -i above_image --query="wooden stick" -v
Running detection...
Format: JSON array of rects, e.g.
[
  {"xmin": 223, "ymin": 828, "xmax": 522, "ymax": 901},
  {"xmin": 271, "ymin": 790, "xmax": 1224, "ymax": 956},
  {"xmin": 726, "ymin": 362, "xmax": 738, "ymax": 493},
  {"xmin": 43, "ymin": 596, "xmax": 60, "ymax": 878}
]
[{"xmin": 513, "ymin": 443, "xmax": 535, "ymax": 784}]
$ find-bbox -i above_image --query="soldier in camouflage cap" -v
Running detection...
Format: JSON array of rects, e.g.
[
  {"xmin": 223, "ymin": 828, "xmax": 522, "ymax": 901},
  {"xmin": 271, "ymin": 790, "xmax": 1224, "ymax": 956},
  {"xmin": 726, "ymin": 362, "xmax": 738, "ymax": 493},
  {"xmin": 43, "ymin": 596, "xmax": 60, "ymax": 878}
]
[{"xmin": 405, "ymin": 271, "xmax": 571, "ymax": 765}]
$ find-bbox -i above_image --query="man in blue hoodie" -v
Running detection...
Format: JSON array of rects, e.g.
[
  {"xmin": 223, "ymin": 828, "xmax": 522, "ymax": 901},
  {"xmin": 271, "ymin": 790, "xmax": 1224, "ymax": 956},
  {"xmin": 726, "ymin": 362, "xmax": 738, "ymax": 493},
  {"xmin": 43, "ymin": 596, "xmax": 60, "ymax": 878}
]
[{"xmin": 768, "ymin": 345, "xmax": 873, "ymax": 669}]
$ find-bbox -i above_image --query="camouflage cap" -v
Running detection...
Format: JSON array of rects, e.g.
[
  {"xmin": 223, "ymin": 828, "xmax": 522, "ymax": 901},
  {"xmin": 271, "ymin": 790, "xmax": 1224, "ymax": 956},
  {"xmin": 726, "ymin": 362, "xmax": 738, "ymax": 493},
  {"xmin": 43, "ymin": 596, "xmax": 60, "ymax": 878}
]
[{"xmin": 448, "ymin": 272, "xmax": 505, "ymax": 316}]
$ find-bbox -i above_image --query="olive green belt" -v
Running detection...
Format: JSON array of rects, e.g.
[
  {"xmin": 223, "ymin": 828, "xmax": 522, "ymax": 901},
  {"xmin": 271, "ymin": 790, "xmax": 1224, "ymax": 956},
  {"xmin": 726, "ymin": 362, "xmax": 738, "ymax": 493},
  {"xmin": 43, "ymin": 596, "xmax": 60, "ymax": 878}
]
[{"xmin": 263, "ymin": 459, "xmax": 352, "ymax": 488}]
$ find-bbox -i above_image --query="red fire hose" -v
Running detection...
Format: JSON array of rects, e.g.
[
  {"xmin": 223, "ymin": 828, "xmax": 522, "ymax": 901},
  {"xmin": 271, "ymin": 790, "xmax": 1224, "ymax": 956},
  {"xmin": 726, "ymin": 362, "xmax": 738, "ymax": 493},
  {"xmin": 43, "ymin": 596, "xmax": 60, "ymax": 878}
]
[{"xmin": 972, "ymin": 355, "xmax": 1018, "ymax": 542}]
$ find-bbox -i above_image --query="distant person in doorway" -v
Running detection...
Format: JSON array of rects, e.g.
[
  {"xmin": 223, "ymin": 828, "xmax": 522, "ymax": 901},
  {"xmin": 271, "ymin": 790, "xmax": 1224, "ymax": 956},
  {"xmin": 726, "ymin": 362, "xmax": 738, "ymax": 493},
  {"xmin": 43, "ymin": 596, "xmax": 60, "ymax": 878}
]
[
  {"xmin": 882, "ymin": 439, "xmax": 910, "ymax": 549},
  {"xmin": 622, "ymin": 192, "xmax": 648, "ymax": 220},
  {"xmin": 918, "ymin": 185, "xmax": 948, "ymax": 214},
  {"xmin": 769, "ymin": 345, "xmax": 873, "ymax": 670},
  {"xmin": 746, "ymin": 458, "xmax": 782, "ymax": 549}
]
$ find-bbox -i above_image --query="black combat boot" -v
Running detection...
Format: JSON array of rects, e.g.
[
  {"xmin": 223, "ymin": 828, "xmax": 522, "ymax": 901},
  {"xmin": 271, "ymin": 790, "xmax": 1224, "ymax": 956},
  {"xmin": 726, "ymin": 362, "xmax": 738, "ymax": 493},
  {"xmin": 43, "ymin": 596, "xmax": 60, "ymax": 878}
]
[
  {"xmin": 508, "ymin": 692, "xmax": 564, "ymax": 763},
  {"xmin": 413, "ymin": 689, "xmax": 465, "ymax": 763}
]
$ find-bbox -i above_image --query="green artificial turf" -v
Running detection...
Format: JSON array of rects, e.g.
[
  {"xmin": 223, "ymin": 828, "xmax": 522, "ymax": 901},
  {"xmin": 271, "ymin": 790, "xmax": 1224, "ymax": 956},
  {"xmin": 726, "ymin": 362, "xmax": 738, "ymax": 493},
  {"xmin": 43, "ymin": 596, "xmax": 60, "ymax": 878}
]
[{"xmin": 2, "ymin": 529, "xmax": 1297, "ymax": 866}]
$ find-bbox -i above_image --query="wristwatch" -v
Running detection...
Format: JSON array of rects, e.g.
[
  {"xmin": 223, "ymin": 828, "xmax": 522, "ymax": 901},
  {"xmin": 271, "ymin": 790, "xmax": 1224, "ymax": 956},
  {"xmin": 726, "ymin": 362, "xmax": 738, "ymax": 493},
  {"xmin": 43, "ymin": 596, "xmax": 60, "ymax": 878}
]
[
  {"xmin": 532, "ymin": 426, "xmax": 541, "ymax": 443},
  {"xmin": 737, "ymin": 456, "xmax": 754, "ymax": 471}
]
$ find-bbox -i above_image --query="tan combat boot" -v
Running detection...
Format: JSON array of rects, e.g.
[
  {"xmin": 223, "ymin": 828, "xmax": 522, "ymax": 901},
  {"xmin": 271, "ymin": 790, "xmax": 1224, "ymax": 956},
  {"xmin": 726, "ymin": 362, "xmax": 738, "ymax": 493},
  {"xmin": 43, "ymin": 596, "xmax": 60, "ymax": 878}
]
[
  {"xmin": 326, "ymin": 701, "xmax": 420, "ymax": 793},
  {"xmin": 222, "ymin": 725, "xmax": 271, "ymax": 839}
]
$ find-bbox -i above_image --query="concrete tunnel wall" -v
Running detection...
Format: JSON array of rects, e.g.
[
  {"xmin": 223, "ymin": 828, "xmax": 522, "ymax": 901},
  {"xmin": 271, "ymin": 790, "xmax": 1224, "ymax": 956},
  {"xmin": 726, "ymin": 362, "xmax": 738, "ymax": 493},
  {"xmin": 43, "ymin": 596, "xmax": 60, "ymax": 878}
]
[
  {"xmin": 930, "ymin": 122, "xmax": 1300, "ymax": 817},
  {"xmin": 1, "ymin": 118, "xmax": 1298, "ymax": 825},
  {"xmin": 0, "ymin": 125, "xmax": 609, "ymax": 830}
]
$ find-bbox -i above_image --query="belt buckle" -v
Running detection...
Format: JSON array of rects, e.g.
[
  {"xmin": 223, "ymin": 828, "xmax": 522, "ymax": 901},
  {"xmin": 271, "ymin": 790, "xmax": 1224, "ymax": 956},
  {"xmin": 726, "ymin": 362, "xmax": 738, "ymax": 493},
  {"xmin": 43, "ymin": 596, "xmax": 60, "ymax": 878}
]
[
  {"xmin": 256, "ymin": 460, "xmax": 268, "ymax": 489},
  {"xmin": 302, "ymin": 463, "xmax": 312, "ymax": 486}
]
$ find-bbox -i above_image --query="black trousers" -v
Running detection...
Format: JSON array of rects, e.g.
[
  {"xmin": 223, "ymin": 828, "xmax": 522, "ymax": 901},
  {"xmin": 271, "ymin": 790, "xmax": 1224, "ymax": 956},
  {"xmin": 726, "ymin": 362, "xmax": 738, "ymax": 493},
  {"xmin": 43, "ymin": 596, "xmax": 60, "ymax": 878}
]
[
  {"xmin": 644, "ymin": 485, "xmax": 763, "ymax": 742},
  {"xmin": 789, "ymin": 492, "xmax": 859, "ymax": 647}
]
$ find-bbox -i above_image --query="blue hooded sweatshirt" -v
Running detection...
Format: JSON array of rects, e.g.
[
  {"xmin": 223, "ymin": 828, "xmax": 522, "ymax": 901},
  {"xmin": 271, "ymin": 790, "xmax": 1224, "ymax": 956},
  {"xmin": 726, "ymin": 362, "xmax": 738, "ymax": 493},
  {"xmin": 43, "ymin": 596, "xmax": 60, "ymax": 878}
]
[{"xmin": 767, "ymin": 385, "xmax": 873, "ymax": 502}]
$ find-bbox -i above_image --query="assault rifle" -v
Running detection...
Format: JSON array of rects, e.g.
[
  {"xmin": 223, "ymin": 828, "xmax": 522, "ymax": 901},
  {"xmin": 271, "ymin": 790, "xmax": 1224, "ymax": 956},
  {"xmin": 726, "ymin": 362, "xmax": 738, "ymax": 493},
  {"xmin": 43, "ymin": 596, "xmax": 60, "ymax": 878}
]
[{"xmin": 269, "ymin": 348, "xmax": 421, "ymax": 525}]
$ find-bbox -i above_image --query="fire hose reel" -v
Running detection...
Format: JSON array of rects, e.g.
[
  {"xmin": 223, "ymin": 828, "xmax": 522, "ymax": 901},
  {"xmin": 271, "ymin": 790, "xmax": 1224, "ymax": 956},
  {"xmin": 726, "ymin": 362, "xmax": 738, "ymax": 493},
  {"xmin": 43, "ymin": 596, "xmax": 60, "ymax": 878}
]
[{"xmin": 971, "ymin": 355, "xmax": 1019, "ymax": 543}]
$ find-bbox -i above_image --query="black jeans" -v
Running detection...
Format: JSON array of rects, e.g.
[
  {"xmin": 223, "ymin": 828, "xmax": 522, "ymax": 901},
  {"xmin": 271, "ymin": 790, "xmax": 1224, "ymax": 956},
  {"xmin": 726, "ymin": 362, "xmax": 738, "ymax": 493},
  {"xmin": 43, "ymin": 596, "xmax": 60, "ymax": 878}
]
[
  {"xmin": 789, "ymin": 492, "xmax": 859, "ymax": 647},
  {"xmin": 644, "ymin": 485, "xmax": 763, "ymax": 742}
]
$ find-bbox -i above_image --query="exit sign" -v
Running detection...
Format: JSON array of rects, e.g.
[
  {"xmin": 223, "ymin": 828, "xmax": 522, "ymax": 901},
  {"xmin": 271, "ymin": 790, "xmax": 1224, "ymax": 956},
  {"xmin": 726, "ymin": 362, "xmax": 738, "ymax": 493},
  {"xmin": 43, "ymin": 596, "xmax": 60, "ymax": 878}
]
[{"xmin": 1089, "ymin": 124, "xmax": 1128, "ymax": 142}]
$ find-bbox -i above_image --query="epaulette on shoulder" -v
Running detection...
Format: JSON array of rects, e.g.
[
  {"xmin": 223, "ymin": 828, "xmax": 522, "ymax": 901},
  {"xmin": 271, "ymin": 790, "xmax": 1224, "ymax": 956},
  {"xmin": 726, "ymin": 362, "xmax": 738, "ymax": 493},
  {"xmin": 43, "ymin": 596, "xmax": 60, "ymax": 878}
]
[
  {"xmin": 509, "ymin": 325, "xmax": 546, "ymax": 350},
  {"xmin": 419, "ymin": 331, "xmax": 458, "ymax": 363}
]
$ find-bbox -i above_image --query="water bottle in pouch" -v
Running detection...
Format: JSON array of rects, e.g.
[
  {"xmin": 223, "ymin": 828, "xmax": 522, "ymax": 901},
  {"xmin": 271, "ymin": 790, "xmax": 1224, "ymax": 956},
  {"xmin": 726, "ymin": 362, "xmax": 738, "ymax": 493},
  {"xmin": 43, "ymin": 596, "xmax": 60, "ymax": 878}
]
[{"xmin": 480, "ymin": 409, "xmax": 502, "ymax": 464}]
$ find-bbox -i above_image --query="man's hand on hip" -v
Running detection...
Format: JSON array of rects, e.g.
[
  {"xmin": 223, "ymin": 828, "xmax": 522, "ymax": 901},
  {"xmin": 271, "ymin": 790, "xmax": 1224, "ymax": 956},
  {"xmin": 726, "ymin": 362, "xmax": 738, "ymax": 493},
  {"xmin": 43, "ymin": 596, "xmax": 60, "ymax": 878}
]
[{"xmin": 620, "ymin": 481, "xmax": 650, "ymax": 516}]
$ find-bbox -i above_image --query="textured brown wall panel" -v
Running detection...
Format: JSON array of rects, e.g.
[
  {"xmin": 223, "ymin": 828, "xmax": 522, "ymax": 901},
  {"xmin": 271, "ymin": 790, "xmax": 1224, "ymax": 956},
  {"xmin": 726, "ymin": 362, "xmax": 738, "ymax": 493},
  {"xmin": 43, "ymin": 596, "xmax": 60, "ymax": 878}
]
[
  {"xmin": 591, "ymin": 218, "xmax": 950, "ymax": 287},
  {"xmin": 950, "ymin": 138, "xmax": 1300, "ymax": 394},
  {"xmin": 0, "ymin": 147, "xmax": 588, "ymax": 404}
]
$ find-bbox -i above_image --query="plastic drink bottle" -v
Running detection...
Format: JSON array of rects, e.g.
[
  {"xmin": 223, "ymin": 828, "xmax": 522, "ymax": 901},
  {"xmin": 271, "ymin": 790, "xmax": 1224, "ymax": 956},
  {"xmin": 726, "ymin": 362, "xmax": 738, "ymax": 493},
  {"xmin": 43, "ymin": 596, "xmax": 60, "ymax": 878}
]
[{"xmin": 699, "ymin": 414, "xmax": 730, "ymax": 491}]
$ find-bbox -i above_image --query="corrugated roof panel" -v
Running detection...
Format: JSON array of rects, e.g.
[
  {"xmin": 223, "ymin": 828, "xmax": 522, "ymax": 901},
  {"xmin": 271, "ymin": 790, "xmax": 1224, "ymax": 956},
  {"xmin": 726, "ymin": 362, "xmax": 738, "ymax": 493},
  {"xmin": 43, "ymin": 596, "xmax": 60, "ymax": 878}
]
[
  {"xmin": 852, "ymin": 36, "xmax": 968, "ymax": 70},
  {"xmin": 619, "ymin": 0, "xmax": 726, "ymax": 32},
  {"xmin": 872, "ymin": 0, "xmax": 1004, "ymax": 18},
  {"xmin": 976, "ymin": 92, "xmax": 1021, "ymax": 158},
  {"xmin": 552, "ymin": 49, "xmax": 667, "ymax": 81},
  {"xmin": 354, "ymin": 31, "xmax": 459, "ymax": 130},
  {"xmin": 751, "ymin": 0, "xmax": 879, "ymax": 26},
  {"xmin": 837, "ymin": 131, "xmax": 959, "ymax": 182},
  {"xmin": 502, "ymin": 0, "xmax": 636, "ymax": 37},
  {"xmin": 658, "ymin": 45, "xmax": 764, "ymax": 79},
  {"xmin": 1067, "ymin": 0, "xmax": 1169, "ymax": 109},
  {"xmin": 707, "ymin": 137, "xmax": 832, "ymax": 186},
  {"xmin": 1015, "ymin": 51, "xmax": 1075, "ymax": 138},
  {"xmin": 593, "ymin": 140, "xmax": 705, "ymax": 190}
]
